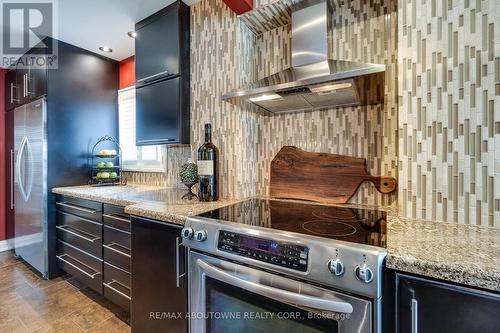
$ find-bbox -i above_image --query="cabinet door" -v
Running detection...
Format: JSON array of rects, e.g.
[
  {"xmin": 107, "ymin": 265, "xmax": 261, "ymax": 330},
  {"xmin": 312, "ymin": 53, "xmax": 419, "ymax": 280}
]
[
  {"xmin": 135, "ymin": 6, "xmax": 179, "ymax": 83},
  {"xmin": 5, "ymin": 69, "xmax": 20, "ymax": 111},
  {"xmin": 15, "ymin": 63, "xmax": 30, "ymax": 106},
  {"xmin": 26, "ymin": 48, "xmax": 47, "ymax": 100},
  {"xmin": 397, "ymin": 273, "xmax": 500, "ymax": 333},
  {"xmin": 136, "ymin": 77, "xmax": 180, "ymax": 145},
  {"xmin": 131, "ymin": 216, "xmax": 187, "ymax": 333}
]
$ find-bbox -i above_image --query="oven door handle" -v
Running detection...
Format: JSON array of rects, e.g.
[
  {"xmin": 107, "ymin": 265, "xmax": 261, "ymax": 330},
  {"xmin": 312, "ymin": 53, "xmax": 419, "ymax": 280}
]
[{"xmin": 197, "ymin": 259, "xmax": 354, "ymax": 314}]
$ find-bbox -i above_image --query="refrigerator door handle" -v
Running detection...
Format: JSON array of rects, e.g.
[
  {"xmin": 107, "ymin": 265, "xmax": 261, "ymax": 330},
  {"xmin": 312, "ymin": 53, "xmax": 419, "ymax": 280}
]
[
  {"xmin": 10, "ymin": 149, "xmax": 14, "ymax": 209},
  {"xmin": 24, "ymin": 137, "xmax": 34, "ymax": 200},
  {"xmin": 15, "ymin": 136, "xmax": 29, "ymax": 202}
]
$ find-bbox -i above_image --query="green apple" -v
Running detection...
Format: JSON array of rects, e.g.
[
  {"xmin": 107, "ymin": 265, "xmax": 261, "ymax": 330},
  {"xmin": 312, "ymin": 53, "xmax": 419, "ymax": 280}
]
[
  {"xmin": 109, "ymin": 172, "xmax": 118, "ymax": 179},
  {"xmin": 100, "ymin": 172, "xmax": 110, "ymax": 179},
  {"xmin": 97, "ymin": 162, "xmax": 105, "ymax": 168},
  {"xmin": 96, "ymin": 172, "xmax": 102, "ymax": 179},
  {"xmin": 105, "ymin": 161, "xmax": 114, "ymax": 168}
]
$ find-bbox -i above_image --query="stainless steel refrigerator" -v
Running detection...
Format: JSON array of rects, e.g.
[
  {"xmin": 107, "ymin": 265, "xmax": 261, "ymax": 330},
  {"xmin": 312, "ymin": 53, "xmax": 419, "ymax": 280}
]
[
  {"xmin": 7, "ymin": 38, "xmax": 119, "ymax": 280},
  {"xmin": 14, "ymin": 98, "xmax": 48, "ymax": 277}
]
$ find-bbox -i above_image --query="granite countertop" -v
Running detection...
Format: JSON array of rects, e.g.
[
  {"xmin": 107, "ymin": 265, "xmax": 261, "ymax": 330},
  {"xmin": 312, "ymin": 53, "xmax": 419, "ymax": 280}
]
[
  {"xmin": 386, "ymin": 214, "xmax": 500, "ymax": 292},
  {"xmin": 52, "ymin": 185, "xmax": 500, "ymax": 292}
]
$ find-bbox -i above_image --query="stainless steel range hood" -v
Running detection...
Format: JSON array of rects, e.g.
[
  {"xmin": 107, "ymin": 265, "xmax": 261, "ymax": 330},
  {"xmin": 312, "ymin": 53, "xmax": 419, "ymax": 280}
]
[{"xmin": 222, "ymin": 0, "xmax": 386, "ymax": 114}]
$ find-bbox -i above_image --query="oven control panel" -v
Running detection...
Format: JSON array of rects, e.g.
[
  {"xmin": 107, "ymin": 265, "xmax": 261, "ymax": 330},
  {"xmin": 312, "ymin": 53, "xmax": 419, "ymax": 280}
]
[{"xmin": 217, "ymin": 231, "xmax": 309, "ymax": 272}]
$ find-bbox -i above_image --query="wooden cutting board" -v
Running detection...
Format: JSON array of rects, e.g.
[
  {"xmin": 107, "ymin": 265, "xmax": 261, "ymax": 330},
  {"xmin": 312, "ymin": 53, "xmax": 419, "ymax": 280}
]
[{"xmin": 270, "ymin": 146, "xmax": 397, "ymax": 204}]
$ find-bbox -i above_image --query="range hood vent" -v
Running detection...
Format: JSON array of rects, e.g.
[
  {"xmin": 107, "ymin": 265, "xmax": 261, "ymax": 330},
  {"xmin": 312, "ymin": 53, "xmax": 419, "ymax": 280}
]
[{"xmin": 222, "ymin": 0, "xmax": 385, "ymax": 114}]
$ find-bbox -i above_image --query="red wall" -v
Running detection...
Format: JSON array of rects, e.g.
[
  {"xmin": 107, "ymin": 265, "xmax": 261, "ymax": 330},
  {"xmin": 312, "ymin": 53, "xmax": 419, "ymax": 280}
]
[
  {"xmin": 223, "ymin": 0, "xmax": 252, "ymax": 15},
  {"xmin": 119, "ymin": 56, "xmax": 135, "ymax": 89},
  {"xmin": 0, "ymin": 68, "xmax": 6, "ymax": 241}
]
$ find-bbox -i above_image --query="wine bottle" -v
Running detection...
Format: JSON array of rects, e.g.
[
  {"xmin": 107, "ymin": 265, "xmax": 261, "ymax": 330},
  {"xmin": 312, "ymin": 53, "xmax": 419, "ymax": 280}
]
[{"xmin": 197, "ymin": 124, "xmax": 218, "ymax": 201}]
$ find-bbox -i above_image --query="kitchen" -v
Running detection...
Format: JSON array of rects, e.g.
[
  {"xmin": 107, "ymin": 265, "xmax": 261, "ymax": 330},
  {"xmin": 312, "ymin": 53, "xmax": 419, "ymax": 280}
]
[{"xmin": 0, "ymin": 0, "xmax": 499, "ymax": 332}]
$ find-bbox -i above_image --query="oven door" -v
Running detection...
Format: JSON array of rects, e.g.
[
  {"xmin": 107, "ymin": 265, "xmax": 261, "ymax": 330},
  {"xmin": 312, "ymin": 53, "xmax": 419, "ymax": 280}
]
[{"xmin": 189, "ymin": 251, "xmax": 372, "ymax": 333}]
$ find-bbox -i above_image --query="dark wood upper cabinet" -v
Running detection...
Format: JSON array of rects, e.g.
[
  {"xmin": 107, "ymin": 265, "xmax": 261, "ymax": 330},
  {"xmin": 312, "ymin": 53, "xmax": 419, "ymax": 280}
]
[
  {"xmin": 26, "ymin": 48, "xmax": 48, "ymax": 100},
  {"xmin": 135, "ymin": 7, "xmax": 179, "ymax": 83},
  {"xmin": 5, "ymin": 68, "xmax": 19, "ymax": 111},
  {"xmin": 134, "ymin": 1, "xmax": 190, "ymax": 146},
  {"xmin": 6, "ymin": 48, "xmax": 48, "ymax": 111},
  {"xmin": 396, "ymin": 273, "xmax": 500, "ymax": 333},
  {"xmin": 136, "ymin": 77, "xmax": 180, "ymax": 145}
]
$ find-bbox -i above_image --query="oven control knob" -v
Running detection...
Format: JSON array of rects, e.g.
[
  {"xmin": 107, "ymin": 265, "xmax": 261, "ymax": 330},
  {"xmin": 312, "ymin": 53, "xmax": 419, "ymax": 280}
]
[
  {"xmin": 181, "ymin": 227, "xmax": 194, "ymax": 239},
  {"xmin": 354, "ymin": 264, "xmax": 374, "ymax": 283},
  {"xmin": 194, "ymin": 230, "xmax": 207, "ymax": 242},
  {"xmin": 327, "ymin": 259, "xmax": 345, "ymax": 276}
]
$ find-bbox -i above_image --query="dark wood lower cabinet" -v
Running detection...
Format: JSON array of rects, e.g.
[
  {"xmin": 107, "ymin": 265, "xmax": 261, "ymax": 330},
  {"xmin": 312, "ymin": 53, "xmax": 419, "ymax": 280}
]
[
  {"xmin": 55, "ymin": 198, "xmax": 131, "ymax": 312},
  {"xmin": 396, "ymin": 273, "xmax": 500, "ymax": 333},
  {"xmin": 131, "ymin": 216, "xmax": 188, "ymax": 333}
]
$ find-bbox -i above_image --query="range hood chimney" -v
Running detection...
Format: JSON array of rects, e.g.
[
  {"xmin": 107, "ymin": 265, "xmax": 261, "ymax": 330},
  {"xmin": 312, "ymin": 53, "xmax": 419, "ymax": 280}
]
[{"xmin": 222, "ymin": 0, "xmax": 385, "ymax": 114}]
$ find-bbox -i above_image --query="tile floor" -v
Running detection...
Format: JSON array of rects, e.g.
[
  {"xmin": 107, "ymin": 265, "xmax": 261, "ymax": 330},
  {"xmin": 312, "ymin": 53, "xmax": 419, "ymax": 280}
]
[{"xmin": 0, "ymin": 251, "xmax": 130, "ymax": 333}]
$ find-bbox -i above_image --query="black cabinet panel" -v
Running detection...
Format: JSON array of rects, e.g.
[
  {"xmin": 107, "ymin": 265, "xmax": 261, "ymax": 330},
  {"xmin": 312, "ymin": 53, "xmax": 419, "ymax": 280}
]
[
  {"xmin": 136, "ymin": 77, "xmax": 180, "ymax": 145},
  {"xmin": 134, "ymin": 2, "xmax": 190, "ymax": 146},
  {"xmin": 135, "ymin": 7, "xmax": 179, "ymax": 82},
  {"xmin": 131, "ymin": 216, "xmax": 187, "ymax": 333},
  {"xmin": 397, "ymin": 273, "xmax": 500, "ymax": 333}
]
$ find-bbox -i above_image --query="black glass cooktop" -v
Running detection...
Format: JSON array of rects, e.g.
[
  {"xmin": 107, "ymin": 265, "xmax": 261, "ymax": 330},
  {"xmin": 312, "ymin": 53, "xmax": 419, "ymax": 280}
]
[{"xmin": 198, "ymin": 199, "xmax": 387, "ymax": 248}]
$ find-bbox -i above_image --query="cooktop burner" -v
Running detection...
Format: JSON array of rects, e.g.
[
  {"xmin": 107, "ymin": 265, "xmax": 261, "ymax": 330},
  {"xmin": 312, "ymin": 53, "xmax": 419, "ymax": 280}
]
[{"xmin": 198, "ymin": 199, "xmax": 387, "ymax": 247}]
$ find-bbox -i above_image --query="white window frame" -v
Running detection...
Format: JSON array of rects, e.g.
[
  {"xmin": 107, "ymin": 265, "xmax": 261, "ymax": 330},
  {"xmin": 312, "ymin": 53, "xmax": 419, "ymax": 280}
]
[{"xmin": 118, "ymin": 86, "xmax": 165, "ymax": 172}]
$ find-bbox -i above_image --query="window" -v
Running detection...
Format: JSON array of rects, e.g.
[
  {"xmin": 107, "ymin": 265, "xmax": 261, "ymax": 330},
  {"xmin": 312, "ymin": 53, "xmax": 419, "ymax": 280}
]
[{"xmin": 118, "ymin": 87, "xmax": 164, "ymax": 172}]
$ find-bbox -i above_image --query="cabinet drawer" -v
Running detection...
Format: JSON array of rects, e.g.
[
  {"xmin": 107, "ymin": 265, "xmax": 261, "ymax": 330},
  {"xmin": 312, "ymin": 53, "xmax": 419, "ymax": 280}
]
[
  {"xmin": 57, "ymin": 224, "xmax": 102, "ymax": 258},
  {"xmin": 104, "ymin": 262, "xmax": 131, "ymax": 289},
  {"xmin": 104, "ymin": 262, "xmax": 131, "ymax": 311},
  {"xmin": 57, "ymin": 253, "xmax": 102, "ymax": 294},
  {"xmin": 57, "ymin": 240, "xmax": 102, "ymax": 273},
  {"xmin": 56, "ymin": 196, "xmax": 102, "ymax": 222},
  {"xmin": 57, "ymin": 211, "xmax": 102, "ymax": 237},
  {"xmin": 103, "ymin": 204, "xmax": 130, "ymax": 232},
  {"xmin": 104, "ymin": 225, "xmax": 130, "ymax": 249},
  {"xmin": 104, "ymin": 225, "xmax": 131, "ymax": 271},
  {"xmin": 104, "ymin": 278, "xmax": 131, "ymax": 312}
]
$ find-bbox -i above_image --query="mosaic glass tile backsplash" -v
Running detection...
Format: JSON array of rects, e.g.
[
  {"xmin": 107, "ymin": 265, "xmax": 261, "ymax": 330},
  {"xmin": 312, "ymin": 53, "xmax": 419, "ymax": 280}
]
[
  {"xmin": 398, "ymin": 0, "xmax": 500, "ymax": 227},
  {"xmin": 127, "ymin": 0, "xmax": 499, "ymax": 227}
]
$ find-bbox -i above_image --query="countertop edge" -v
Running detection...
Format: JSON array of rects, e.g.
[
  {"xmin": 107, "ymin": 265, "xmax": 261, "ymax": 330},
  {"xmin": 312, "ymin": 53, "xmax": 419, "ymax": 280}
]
[
  {"xmin": 386, "ymin": 254, "xmax": 500, "ymax": 292},
  {"xmin": 52, "ymin": 187, "xmax": 137, "ymax": 207}
]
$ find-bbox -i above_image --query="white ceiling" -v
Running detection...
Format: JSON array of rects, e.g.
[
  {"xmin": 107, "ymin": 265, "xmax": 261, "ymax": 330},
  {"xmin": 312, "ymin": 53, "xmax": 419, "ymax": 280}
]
[{"xmin": 56, "ymin": 0, "xmax": 200, "ymax": 61}]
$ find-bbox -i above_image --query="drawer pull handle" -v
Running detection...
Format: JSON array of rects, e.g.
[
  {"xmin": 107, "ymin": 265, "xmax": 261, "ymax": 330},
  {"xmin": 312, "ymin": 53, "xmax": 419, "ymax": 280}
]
[
  {"xmin": 56, "ymin": 254, "xmax": 101, "ymax": 279},
  {"xmin": 137, "ymin": 70, "xmax": 170, "ymax": 83},
  {"xmin": 103, "ymin": 243, "xmax": 131, "ymax": 257},
  {"xmin": 104, "ymin": 224, "xmax": 131, "ymax": 235},
  {"xmin": 103, "ymin": 214, "xmax": 130, "ymax": 223},
  {"xmin": 57, "ymin": 202, "xmax": 100, "ymax": 214},
  {"xmin": 56, "ymin": 225, "xmax": 101, "ymax": 242},
  {"xmin": 137, "ymin": 138, "xmax": 176, "ymax": 144},
  {"xmin": 104, "ymin": 280, "xmax": 131, "ymax": 300}
]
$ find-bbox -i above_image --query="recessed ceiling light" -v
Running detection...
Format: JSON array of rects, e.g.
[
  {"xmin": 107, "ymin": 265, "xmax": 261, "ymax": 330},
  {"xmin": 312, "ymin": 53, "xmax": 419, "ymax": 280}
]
[
  {"xmin": 127, "ymin": 31, "xmax": 137, "ymax": 38},
  {"xmin": 99, "ymin": 46, "xmax": 113, "ymax": 53}
]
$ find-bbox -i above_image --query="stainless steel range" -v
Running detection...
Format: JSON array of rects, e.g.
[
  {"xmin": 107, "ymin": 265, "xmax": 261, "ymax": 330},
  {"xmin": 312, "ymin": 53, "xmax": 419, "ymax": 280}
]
[{"xmin": 181, "ymin": 199, "xmax": 388, "ymax": 333}]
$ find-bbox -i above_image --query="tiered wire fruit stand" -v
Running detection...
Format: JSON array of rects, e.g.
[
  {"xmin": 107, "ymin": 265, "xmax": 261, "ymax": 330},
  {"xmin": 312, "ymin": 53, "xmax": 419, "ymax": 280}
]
[{"xmin": 89, "ymin": 135, "xmax": 124, "ymax": 186}]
